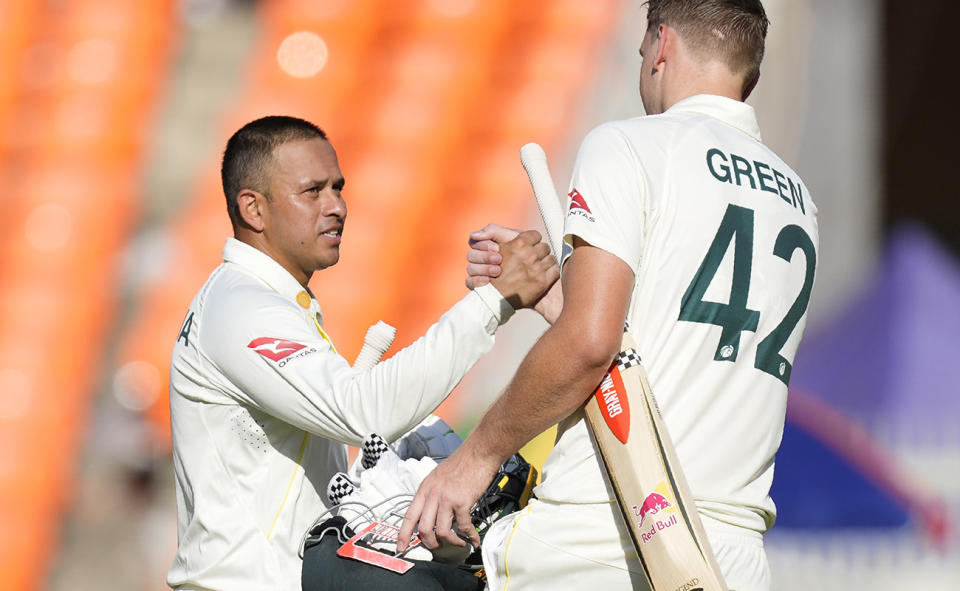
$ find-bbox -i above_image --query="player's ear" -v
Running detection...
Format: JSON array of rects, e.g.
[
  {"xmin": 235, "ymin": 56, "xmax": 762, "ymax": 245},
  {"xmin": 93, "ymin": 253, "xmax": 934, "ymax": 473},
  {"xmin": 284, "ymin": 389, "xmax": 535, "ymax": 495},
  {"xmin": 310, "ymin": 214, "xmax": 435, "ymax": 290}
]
[
  {"xmin": 742, "ymin": 70, "xmax": 760, "ymax": 101},
  {"xmin": 237, "ymin": 189, "xmax": 268, "ymax": 232},
  {"xmin": 652, "ymin": 24, "xmax": 671, "ymax": 71}
]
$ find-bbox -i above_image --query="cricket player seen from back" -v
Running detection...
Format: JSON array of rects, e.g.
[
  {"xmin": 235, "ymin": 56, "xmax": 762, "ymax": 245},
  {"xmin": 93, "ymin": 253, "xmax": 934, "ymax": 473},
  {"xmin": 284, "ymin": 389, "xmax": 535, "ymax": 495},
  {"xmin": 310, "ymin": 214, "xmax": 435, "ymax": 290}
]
[
  {"xmin": 400, "ymin": 2, "xmax": 818, "ymax": 590},
  {"xmin": 166, "ymin": 116, "xmax": 558, "ymax": 590}
]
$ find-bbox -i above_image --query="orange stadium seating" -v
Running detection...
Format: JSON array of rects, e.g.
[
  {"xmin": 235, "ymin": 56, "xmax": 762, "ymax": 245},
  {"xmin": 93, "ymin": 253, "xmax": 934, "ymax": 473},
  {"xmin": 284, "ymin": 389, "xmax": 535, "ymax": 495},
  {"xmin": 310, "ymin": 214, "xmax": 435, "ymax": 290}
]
[
  {"xmin": 0, "ymin": 1, "xmax": 177, "ymax": 588},
  {"xmin": 115, "ymin": 0, "xmax": 623, "ymax": 458}
]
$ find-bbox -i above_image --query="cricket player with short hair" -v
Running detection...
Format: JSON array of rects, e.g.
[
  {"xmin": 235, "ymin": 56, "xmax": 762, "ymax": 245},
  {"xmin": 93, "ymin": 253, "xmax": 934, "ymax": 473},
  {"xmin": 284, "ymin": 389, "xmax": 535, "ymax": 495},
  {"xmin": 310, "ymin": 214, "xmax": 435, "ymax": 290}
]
[
  {"xmin": 166, "ymin": 115, "xmax": 558, "ymax": 590},
  {"xmin": 400, "ymin": 2, "xmax": 818, "ymax": 590}
]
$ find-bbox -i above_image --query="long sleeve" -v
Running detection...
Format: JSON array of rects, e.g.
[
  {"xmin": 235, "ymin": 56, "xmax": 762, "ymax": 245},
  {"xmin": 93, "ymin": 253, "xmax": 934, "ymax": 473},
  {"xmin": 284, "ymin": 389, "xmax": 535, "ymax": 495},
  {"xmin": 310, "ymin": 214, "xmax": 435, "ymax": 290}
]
[{"xmin": 199, "ymin": 283, "xmax": 509, "ymax": 445}]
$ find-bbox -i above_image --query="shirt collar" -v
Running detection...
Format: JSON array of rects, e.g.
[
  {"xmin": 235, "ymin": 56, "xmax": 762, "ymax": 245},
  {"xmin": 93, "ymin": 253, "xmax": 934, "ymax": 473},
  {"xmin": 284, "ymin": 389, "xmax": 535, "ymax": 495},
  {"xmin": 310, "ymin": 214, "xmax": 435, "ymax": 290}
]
[
  {"xmin": 665, "ymin": 94, "xmax": 762, "ymax": 141},
  {"xmin": 222, "ymin": 238, "xmax": 318, "ymax": 312}
]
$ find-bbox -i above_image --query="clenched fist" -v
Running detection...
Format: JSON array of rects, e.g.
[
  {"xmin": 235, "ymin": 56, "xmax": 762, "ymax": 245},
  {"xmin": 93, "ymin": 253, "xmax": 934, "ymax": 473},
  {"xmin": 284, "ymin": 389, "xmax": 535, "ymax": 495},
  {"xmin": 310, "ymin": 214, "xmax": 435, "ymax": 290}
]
[
  {"xmin": 489, "ymin": 230, "xmax": 559, "ymax": 310},
  {"xmin": 468, "ymin": 224, "xmax": 563, "ymax": 322}
]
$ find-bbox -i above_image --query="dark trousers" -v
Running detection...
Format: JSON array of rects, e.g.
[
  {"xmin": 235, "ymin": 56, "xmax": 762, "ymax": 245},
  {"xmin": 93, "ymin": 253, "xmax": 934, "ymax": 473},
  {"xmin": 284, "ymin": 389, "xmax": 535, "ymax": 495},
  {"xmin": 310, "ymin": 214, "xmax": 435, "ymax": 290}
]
[{"xmin": 301, "ymin": 520, "xmax": 485, "ymax": 591}]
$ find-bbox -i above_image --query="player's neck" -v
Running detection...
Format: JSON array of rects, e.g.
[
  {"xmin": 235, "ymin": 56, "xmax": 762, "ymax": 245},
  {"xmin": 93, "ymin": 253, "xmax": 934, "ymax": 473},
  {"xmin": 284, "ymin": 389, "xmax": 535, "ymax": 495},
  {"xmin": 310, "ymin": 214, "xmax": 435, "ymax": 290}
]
[
  {"xmin": 235, "ymin": 231, "xmax": 313, "ymax": 287},
  {"xmin": 661, "ymin": 66, "xmax": 745, "ymax": 112}
]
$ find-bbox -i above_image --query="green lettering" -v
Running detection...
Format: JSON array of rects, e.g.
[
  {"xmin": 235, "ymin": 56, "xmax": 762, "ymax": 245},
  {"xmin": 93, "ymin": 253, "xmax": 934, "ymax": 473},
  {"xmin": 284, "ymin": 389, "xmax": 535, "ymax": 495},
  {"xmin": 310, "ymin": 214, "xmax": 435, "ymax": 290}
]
[
  {"xmin": 679, "ymin": 204, "xmax": 760, "ymax": 361},
  {"xmin": 730, "ymin": 154, "xmax": 756, "ymax": 189},
  {"xmin": 754, "ymin": 161, "xmax": 780, "ymax": 197},
  {"xmin": 681, "ymin": 207, "xmax": 817, "ymax": 385},
  {"xmin": 707, "ymin": 148, "xmax": 731, "ymax": 183},
  {"xmin": 774, "ymin": 169, "xmax": 790, "ymax": 202},
  {"xmin": 755, "ymin": 225, "xmax": 817, "ymax": 384},
  {"xmin": 788, "ymin": 178, "xmax": 806, "ymax": 214},
  {"xmin": 178, "ymin": 311, "xmax": 195, "ymax": 347}
]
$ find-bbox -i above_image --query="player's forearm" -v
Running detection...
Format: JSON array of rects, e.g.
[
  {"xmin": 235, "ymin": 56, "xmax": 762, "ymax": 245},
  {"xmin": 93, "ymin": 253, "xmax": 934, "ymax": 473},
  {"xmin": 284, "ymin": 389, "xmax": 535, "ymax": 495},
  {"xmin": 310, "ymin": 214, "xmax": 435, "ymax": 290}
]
[
  {"xmin": 532, "ymin": 279, "xmax": 562, "ymax": 324},
  {"xmin": 459, "ymin": 319, "xmax": 614, "ymax": 467},
  {"xmin": 231, "ymin": 285, "xmax": 508, "ymax": 446},
  {"xmin": 333, "ymin": 284, "xmax": 509, "ymax": 442}
]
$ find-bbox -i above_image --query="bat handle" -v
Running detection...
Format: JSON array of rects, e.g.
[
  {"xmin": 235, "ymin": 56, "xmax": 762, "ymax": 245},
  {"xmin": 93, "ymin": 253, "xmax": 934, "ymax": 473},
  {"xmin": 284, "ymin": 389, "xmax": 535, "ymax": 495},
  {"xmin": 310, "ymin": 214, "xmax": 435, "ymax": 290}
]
[
  {"xmin": 353, "ymin": 321, "xmax": 397, "ymax": 370},
  {"xmin": 520, "ymin": 143, "xmax": 565, "ymax": 263}
]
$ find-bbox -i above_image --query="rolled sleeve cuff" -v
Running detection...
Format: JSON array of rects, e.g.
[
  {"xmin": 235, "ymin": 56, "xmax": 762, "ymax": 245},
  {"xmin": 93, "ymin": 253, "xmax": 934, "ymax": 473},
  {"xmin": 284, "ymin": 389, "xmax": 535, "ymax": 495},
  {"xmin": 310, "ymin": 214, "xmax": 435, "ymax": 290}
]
[{"xmin": 473, "ymin": 283, "xmax": 515, "ymax": 332}]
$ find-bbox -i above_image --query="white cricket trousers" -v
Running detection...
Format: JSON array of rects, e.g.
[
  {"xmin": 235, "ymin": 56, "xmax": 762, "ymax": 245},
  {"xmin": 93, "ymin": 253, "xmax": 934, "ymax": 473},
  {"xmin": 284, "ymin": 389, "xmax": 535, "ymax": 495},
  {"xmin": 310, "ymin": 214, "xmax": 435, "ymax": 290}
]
[{"xmin": 481, "ymin": 498, "xmax": 771, "ymax": 591}]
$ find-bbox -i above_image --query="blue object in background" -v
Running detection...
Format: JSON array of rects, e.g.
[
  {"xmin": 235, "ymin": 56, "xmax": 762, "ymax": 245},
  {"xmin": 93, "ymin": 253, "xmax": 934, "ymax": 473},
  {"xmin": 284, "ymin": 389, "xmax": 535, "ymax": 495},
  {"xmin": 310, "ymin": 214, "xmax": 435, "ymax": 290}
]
[
  {"xmin": 772, "ymin": 420, "xmax": 909, "ymax": 528},
  {"xmin": 771, "ymin": 223, "xmax": 955, "ymax": 537}
]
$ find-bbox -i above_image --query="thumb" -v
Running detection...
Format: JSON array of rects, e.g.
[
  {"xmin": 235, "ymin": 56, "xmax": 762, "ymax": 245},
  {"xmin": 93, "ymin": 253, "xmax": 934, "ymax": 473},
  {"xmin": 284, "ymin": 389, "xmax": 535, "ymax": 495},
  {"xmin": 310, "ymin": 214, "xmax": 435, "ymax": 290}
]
[{"xmin": 472, "ymin": 224, "xmax": 519, "ymax": 244}]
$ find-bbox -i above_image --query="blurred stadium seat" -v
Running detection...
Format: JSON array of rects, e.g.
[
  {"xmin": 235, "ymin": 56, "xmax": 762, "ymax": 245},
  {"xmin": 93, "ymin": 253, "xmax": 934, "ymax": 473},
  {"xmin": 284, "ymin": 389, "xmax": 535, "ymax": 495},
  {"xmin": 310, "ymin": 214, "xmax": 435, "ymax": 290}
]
[{"xmin": 0, "ymin": 0, "xmax": 177, "ymax": 587}]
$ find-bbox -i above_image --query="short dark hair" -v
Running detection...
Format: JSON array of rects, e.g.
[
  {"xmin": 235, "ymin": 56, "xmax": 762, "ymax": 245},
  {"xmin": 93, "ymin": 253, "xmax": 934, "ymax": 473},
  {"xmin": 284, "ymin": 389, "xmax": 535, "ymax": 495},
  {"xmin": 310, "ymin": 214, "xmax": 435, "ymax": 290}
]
[
  {"xmin": 645, "ymin": 0, "xmax": 768, "ymax": 90},
  {"xmin": 221, "ymin": 115, "xmax": 327, "ymax": 229}
]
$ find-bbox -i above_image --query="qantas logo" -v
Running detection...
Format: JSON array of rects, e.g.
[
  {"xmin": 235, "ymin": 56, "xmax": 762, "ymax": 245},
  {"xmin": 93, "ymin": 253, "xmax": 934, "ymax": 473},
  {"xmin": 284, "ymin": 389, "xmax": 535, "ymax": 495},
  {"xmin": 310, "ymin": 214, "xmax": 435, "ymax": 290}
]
[
  {"xmin": 568, "ymin": 188, "xmax": 591, "ymax": 213},
  {"xmin": 567, "ymin": 188, "xmax": 595, "ymax": 222},
  {"xmin": 593, "ymin": 365, "xmax": 630, "ymax": 443},
  {"xmin": 248, "ymin": 337, "xmax": 307, "ymax": 362}
]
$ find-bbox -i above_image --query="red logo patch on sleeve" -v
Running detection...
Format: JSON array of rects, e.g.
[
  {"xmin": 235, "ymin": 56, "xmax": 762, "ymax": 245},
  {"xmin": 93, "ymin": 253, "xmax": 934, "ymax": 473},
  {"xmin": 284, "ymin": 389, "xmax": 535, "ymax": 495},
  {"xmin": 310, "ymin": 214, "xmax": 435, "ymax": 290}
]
[
  {"xmin": 568, "ymin": 188, "xmax": 592, "ymax": 213},
  {"xmin": 248, "ymin": 337, "xmax": 307, "ymax": 362}
]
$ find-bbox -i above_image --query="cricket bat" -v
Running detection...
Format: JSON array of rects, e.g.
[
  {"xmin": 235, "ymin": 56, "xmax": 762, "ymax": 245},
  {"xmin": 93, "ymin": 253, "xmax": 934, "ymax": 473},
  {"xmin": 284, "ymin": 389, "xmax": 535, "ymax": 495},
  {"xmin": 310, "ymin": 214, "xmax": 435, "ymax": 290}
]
[{"xmin": 520, "ymin": 143, "xmax": 728, "ymax": 591}]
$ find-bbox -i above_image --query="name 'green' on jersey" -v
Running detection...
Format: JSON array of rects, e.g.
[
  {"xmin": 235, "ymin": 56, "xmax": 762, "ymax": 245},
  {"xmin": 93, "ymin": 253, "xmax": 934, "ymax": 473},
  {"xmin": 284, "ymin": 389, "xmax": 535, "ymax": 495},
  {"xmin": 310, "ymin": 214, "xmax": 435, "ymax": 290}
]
[{"xmin": 537, "ymin": 95, "xmax": 819, "ymax": 535}]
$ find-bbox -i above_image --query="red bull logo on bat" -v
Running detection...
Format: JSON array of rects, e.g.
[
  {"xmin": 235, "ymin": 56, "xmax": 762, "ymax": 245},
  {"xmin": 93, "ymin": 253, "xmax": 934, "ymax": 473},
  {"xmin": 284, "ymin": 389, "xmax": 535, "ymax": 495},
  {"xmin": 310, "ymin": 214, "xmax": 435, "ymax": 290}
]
[
  {"xmin": 632, "ymin": 482, "xmax": 680, "ymax": 544},
  {"xmin": 636, "ymin": 492, "xmax": 672, "ymax": 524},
  {"xmin": 593, "ymin": 366, "xmax": 629, "ymax": 443}
]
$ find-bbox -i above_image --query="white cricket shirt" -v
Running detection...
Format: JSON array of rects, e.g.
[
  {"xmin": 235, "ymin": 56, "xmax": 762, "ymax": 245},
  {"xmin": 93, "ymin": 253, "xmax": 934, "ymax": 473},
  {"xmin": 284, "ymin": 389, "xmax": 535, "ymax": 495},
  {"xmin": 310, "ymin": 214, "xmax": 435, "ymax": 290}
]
[
  {"xmin": 536, "ymin": 95, "xmax": 819, "ymax": 535},
  {"xmin": 167, "ymin": 238, "xmax": 512, "ymax": 590}
]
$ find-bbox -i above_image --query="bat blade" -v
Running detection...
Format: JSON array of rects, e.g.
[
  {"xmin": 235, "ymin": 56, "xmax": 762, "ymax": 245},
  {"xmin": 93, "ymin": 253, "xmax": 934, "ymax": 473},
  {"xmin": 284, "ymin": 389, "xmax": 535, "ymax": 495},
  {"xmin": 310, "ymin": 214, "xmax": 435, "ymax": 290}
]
[
  {"xmin": 520, "ymin": 143, "xmax": 728, "ymax": 591},
  {"xmin": 588, "ymin": 336, "xmax": 727, "ymax": 591}
]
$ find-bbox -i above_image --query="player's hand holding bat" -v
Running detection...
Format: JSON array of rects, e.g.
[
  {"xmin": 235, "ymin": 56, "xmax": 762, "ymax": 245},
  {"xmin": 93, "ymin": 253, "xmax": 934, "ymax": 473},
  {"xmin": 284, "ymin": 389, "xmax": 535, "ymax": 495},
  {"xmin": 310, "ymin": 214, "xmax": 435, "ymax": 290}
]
[
  {"xmin": 485, "ymin": 229, "xmax": 559, "ymax": 310},
  {"xmin": 467, "ymin": 223, "xmax": 563, "ymax": 324}
]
